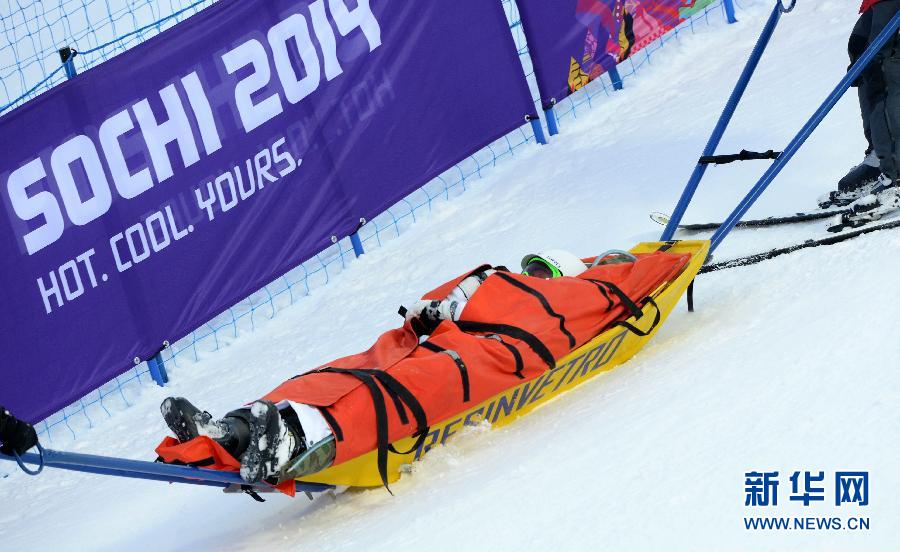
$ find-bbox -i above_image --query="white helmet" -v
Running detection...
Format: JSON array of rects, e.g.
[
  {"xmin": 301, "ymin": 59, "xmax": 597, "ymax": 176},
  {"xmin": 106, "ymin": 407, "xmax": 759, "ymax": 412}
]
[{"xmin": 520, "ymin": 249, "xmax": 587, "ymax": 278}]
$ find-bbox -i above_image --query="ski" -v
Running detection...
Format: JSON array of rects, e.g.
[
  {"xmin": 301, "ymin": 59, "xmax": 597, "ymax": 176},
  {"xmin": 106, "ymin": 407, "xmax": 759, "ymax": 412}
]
[
  {"xmin": 650, "ymin": 208, "xmax": 848, "ymax": 232},
  {"xmin": 825, "ymin": 191, "xmax": 900, "ymax": 233}
]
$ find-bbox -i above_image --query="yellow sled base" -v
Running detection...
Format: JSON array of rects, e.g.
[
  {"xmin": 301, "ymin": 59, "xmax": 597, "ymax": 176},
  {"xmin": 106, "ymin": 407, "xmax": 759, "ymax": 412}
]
[{"xmin": 299, "ymin": 240, "xmax": 709, "ymax": 488}]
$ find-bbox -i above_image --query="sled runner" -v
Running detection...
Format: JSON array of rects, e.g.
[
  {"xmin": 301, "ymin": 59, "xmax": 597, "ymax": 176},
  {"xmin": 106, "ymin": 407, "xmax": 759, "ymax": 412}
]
[{"xmin": 1, "ymin": 240, "xmax": 707, "ymax": 495}]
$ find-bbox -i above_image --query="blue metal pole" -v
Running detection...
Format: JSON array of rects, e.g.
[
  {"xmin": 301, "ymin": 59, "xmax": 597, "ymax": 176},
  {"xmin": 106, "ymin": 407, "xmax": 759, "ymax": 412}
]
[
  {"xmin": 350, "ymin": 232, "xmax": 364, "ymax": 257},
  {"xmin": 528, "ymin": 115, "xmax": 547, "ymax": 145},
  {"xmin": 349, "ymin": 218, "xmax": 366, "ymax": 257},
  {"xmin": 154, "ymin": 351, "xmax": 169, "ymax": 383},
  {"xmin": 58, "ymin": 47, "xmax": 77, "ymax": 79},
  {"xmin": 545, "ymin": 105, "xmax": 559, "ymax": 136},
  {"xmin": 146, "ymin": 355, "xmax": 166, "ymax": 387},
  {"xmin": 609, "ymin": 66, "xmax": 624, "ymax": 91},
  {"xmin": 708, "ymin": 9, "xmax": 900, "ymax": 253},
  {"xmin": 724, "ymin": 0, "xmax": 738, "ymax": 24},
  {"xmin": 661, "ymin": 2, "xmax": 785, "ymax": 241},
  {"xmin": 1, "ymin": 447, "xmax": 334, "ymax": 493}
]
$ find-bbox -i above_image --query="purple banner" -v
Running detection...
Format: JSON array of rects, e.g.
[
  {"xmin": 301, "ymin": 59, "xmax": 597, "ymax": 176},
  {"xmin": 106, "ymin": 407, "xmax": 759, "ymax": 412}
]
[
  {"xmin": 517, "ymin": 0, "xmax": 717, "ymax": 107},
  {"xmin": 0, "ymin": 0, "xmax": 536, "ymax": 422}
]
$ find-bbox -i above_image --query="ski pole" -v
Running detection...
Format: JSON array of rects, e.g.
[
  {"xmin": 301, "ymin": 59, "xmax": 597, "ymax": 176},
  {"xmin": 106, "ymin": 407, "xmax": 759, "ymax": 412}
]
[{"xmin": 709, "ymin": 8, "xmax": 900, "ymax": 253}]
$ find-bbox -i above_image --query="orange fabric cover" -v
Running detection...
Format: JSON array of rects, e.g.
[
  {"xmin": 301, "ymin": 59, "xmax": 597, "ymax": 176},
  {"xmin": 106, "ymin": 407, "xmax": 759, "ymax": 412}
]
[
  {"xmin": 155, "ymin": 436, "xmax": 242, "ymax": 471},
  {"xmin": 262, "ymin": 251, "xmax": 689, "ymax": 466},
  {"xmin": 155, "ymin": 436, "xmax": 296, "ymax": 496}
]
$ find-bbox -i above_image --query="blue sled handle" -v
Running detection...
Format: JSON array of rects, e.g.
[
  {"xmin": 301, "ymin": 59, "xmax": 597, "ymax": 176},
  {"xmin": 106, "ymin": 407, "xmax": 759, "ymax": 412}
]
[{"xmin": 0, "ymin": 447, "xmax": 334, "ymax": 494}]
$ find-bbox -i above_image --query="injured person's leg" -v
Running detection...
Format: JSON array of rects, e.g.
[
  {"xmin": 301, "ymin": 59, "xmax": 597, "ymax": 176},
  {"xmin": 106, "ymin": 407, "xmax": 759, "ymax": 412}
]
[{"xmin": 160, "ymin": 396, "xmax": 333, "ymax": 483}]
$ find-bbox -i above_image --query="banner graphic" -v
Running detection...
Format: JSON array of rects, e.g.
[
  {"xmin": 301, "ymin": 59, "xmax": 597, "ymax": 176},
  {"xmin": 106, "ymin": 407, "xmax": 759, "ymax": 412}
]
[
  {"xmin": 517, "ymin": 0, "xmax": 718, "ymax": 106},
  {"xmin": 0, "ymin": 0, "xmax": 536, "ymax": 422}
]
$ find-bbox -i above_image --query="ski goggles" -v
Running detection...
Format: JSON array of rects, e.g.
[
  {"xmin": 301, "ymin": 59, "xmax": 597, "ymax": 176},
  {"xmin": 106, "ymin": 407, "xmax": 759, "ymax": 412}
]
[{"xmin": 521, "ymin": 257, "xmax": 561, "ymax": 279}]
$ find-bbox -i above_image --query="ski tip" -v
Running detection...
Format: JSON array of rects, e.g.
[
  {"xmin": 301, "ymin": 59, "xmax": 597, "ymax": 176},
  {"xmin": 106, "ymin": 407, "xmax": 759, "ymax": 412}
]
[{"xmin": 649, "ymin": 212, "xmax": 670, "ymax": 226}]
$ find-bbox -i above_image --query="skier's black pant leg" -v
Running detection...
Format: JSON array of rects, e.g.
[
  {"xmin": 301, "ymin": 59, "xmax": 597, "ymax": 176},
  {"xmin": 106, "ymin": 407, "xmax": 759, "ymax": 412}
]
[
  {"xmin": 861, "ymin": 0, "xmax": 900, "ymax": 180},
  {"xmin": 850, "ymin": 10, "xmax": 874, "ymax": 154}
]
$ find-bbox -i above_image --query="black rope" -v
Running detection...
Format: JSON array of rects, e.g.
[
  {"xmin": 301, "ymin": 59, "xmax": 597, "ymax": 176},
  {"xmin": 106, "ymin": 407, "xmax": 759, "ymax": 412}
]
[
  {"xmin": 699, "ymin": 218, "xmax": 900, "ymax": 274},
  {"xmin": 686, "ymin": 219, "xmax": 900, "ymax": 313},
  {"xmin": 699, "ymin": 149, "xmax": 781, "ymax": 165}
]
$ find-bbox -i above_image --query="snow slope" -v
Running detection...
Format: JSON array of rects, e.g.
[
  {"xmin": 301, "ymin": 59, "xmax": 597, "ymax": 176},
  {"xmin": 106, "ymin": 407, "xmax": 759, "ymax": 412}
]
[{"xmin": 3, "ymin": 1, "xmax": 899, "ymax": 550}]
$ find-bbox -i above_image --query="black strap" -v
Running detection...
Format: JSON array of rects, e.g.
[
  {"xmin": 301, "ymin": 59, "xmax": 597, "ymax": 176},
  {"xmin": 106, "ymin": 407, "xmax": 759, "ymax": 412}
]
[
  {"xmin": 418, "ymin": 341, "xmax": 443, "ymax": 353},
  {"xmin": 367, "ymin": 370, "xmax": 430, "ymax": 455},
  {"xmin": 243, "ymin": 486, "xmax": 266, "ymax": 502},
  {"xmin": 687, "ymin": 279, "xmax": 695, "ymax": 313},
  {"xmin": 456, "ymin": 321, "xmax": 556, "ymax": 370},
  {"xmin": 157, "ymin": 456, "xmax": 216, "ymax": 468},
  {"xmin": 614, "ymin": 297, "xmax": 662, "ymax": 337},
  {"xmin": 494, "ymin": 272, "xmax": 576, "ymax": 348},
  {"xmin": 657, "ymin": 241, "xmax": 677, "ymax": 252},
  {"xmin": 585, "ymin": 280, "xmax": 644, "ymax": 320},
  {"xmin": 699, "ymin": 149, "xmax": 781, "ymax": 165},
  {"xmin": 585, "ymin": 280, "xmax": 662, "ymax": 336},
  {"xmin": 419, "ymin": 341, "xmax": 471, "ymax": 402},
  {"xmin": 488, "ymin": 335, "xmax": 525, "ymax": 379},
  {"xmin": 317, "ymin": 407, "xmax": 343, "ymax": 442},
  {"xmin": 316, "ymin": 367, "xmax": 429, "ymax": 492},
  {"xmin": 583, "ymin": 280, "xmax": 614, "ymax": 311}
]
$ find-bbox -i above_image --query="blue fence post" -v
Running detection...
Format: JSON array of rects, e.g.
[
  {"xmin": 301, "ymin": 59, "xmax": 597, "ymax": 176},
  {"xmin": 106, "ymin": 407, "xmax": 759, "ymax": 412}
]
[
  {"xmin": 58, "ymin": 47, "xmax": 77, "ymax": 79},
  {"xmin": 661, "ymin": 2, "xmax": 787, "ymax": 241},
  {"xmin": 708, "ymin": 8, "xmax": 900, "ymax": 253},
  {"xmin": 724, "ymin": 0, "xmax": 738, "ymax": 24},
  {"xmin": 527, "ymin": 114, "xmax": 547, "ymax": 145},
  {"xmin": 545, "ymin": 101, "xmax": 559, "ymax": 136},
  {"xmin": 609, "ymin": 66, "xmax": 624, "ymax": 91},
  {"xmin": 350, "ymin": 218, "xmax": 366, "ymax": 257},
  {"xmin": 145, "ymin": 342, "xmax": 170, "ymax": 387}
]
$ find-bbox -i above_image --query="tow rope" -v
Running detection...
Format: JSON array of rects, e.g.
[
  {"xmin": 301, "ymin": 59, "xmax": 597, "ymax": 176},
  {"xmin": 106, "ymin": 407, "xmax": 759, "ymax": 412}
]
[
  {"xmin": 699, "ymin": 218, "xmax": 900, "ymax": 274},
  {"xmin": 685, "ymin": 218, "xmax": 900, "ymax": 311}
]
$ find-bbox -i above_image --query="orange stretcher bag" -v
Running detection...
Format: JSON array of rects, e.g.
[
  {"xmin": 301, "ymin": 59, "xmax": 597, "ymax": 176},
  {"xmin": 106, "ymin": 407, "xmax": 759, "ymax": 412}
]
[{"xmin": 260, "ymin": 251, "xmax": 689, "ymax": 486}]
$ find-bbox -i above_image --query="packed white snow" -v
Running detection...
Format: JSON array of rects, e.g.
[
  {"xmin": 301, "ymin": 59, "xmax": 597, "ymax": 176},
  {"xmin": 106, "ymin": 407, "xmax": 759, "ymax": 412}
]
[{"xmin": 2, "ymin": 1, "xmax": 898, "ymax": 550}]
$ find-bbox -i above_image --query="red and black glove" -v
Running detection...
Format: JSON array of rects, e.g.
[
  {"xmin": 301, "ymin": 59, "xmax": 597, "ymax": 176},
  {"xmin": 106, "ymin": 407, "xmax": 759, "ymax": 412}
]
[{"xmin": 0, "ymin": 406, "xmax": 38, "ymax": 456}]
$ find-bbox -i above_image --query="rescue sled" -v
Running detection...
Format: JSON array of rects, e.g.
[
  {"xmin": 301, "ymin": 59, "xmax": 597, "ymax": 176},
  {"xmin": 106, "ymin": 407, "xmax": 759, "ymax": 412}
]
[
  {"xmin": 295, "ymin": 240, "xmax": 708, "ymax": 488},
  {"xmin": 2, "ymin": 240, "xmax": 707, "ymax": 495}
]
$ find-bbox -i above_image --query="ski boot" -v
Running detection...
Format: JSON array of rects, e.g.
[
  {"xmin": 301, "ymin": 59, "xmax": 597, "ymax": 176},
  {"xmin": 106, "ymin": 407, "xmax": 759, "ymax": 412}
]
[
  {"xmin": 826, "ymin": 178, "xmax": 900, "ymax": 232},
  {"xmin": 818, "ymin": 152, "xmax": 882, "ymax": 209},
  {"xmin": 239, "ymin": 400, "xmax": 305, "ymax": 484},
  {"xmin": 160, "ymin": 397, "xmax": 250, "ymax": 454}
]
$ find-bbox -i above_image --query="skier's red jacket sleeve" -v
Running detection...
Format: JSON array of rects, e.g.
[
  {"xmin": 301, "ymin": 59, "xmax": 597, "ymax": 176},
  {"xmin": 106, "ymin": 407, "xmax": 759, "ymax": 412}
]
[
  {"xmin": 861, "ymin": 0, "xmax": 885, "ymax": 13},
  {"xmin": 261, "ymin": 251, "xmax": 689, "ymax": 466}
]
